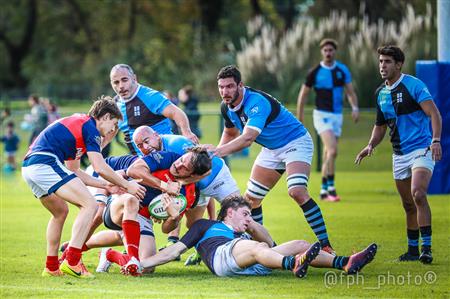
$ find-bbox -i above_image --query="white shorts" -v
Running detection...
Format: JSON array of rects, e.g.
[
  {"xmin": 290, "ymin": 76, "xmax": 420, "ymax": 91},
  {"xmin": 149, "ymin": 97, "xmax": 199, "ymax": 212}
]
[
  {"xmin": 393, "ymin": 147, "xmax": 434, "ymax": 180},
  {"xmin": 22, "ymin": 152, "xmax": 77, "ymax": 199},
  {"xmin": 313, "ymin": 109, "xmax": 343, "ymax": 137},
  {"xmin": 254, "ymin": 133, "xmax": 313, "ymax": 170},
  {"xmin": 197, "ymin": 164, "xmax": 240, "ymax": 206},
  {"xmin": 213, "ymin": 238, "xmax": 272, "ymax": 277}
]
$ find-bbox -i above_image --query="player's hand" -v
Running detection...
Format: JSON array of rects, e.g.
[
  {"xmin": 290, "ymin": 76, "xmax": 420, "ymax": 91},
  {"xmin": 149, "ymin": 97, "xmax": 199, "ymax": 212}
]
[
  {"xmin": 162, "ymin": 193, "xmax": 180, "ymax": 218},
  {"xmin": 430, "ymin": 142, "xmax": 442, "ymax": 161},
  {"xmin": 184, "ymin": 131, "xmax": 199, "ymax": 144},
  {"xmin": 355, "ymin": 144, "xmax": 374, "ymax": 165},
  {"xmin": 105, "ymin": 183, "xmax": 126, "ymax": 195},
  {"xmin": 161, "ymin": 174, "xmax": 181, "ymax": 195},
  {"xmin": 351, "ymin": 109, "xmax": 360, "ymax": 123},
  {"xmin": 150, "ymin": 216, "xmax": 163, "ymax": 224},
  {"xmin": 126, "ymin": 180, "xmax": 146, "ymax": 200}
]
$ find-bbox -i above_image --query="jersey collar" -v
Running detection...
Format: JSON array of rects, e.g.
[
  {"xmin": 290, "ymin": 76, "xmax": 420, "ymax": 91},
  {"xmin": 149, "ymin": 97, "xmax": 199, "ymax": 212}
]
[
  {"xmin": 229, "ymin": 88, "xmax": 246, "ymax": 112},
  {"xmin": 320, "ymin": 61, "xmax": 336, "ymax": 69},
  {"xmin": 385, "ymin": 73, "xmax": 404, "ymax": 90}
]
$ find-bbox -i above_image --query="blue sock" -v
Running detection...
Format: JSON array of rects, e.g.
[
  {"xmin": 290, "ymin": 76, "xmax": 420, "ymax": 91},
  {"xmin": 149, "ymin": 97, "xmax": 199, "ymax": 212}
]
[
  {"xmin": 407, "ymin": 229, "xmax": 419, "ymax": 255},
  {"xmin": 420, "ymin": 226, "xmax": 432, "ymax": 250},
  {"xmin": 282, "ymin": 256, "xmax": 295, "ymax": 270},
  {"xmin": 301, "ymin": 199, "xmax": 331, "ymax": 247},
  {"xmin": 251, "ymin": 206, "xmax": 263, "ymax": 225},
  {"xmin": 321, "ymin": 177, "xmax": 328, "ymax": 191},
  {"xmin": 327, "ymin": 174, "xmax": 335, "ymax": 188},
  {"xmin": 332, "ymin": 256, "xmax": 349, "ymax": 270}
]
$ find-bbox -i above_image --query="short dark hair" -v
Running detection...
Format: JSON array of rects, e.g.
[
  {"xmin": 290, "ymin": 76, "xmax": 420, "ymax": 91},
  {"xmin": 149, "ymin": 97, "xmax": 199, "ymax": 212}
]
[
  {"xmin": 88, "ymin": 95, "xmax": 123, "ymax": 120},
  {"xmin": 320, "ymin": 38, "xmax": 338, "ymax": 50},
  {"xmin": 377, "ymin": 45, "xmax": 405, "ymax": 63},
  {"xmin": 188, "ymin": 146, "xmax": 212, "ymax": 176},
  {"xmin": 217, "ymin": 65, "xmax": 241, "ymax": 84},
  {"xmin": 6, "ymin": 121, "xmax": 14, "ymax": 128},
  {"xmin": 28, "ymin": 94, "xmax": 39, "ymax": 104},
  {"xmin": 217, "ymin": 196, "xmax": 251, "ymax": 221}
]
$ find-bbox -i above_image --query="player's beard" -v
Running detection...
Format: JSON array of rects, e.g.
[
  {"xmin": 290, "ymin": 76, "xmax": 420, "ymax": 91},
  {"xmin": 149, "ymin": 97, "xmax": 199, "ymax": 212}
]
[{"xmin": 228, "ymin": 89, "xmax": 240, "ymax": 108}]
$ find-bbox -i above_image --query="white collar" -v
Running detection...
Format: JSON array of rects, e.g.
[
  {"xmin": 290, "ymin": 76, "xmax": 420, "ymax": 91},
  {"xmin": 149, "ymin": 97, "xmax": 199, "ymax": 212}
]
[
  {"xmin": 320, "ymin": 61, "xmax": 336, "ymax": 70},
  {"xmin": 229, "ymin": 88, "xmax": 246, "ymax": 112},
  {"xmin": 385, "ymin": 73, "xmax": 405, "ymax": 90}
]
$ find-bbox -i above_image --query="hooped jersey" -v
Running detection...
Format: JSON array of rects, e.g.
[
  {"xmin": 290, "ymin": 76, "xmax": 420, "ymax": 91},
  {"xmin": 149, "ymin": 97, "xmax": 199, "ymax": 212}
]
[
  {"xmin": 26, "ymin": 114, "xmax": 101, "ymax": 162},
  {"xmin": 375, "ymin": 74, "xmax": 433, "ymax": 155},
  {"xmin": 221, "ymin": 87, "xmax": 307, "ymax": 150},
  {"xmin": 305, "ymin": 61, "xmax": 352, "ymax": 113},
  {"xmin": 115, "ymin": 84, "xmax": 173, "ymax": 153}
]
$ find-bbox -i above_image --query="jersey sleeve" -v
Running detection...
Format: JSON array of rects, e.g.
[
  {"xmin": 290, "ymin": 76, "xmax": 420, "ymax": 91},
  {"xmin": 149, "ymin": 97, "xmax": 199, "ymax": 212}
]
[
  {"xmin": 220, "ymin": 102, "xmax": 235, "ymax": 128},
  {"xmin": 82, "ymin": 122, "xmax": 101, "ymax": 153},
  {"xmin": 413, "ymin": 79, "xmax": 433, "ymax": 103},
  {"xmin": 342, "ymin": 64, "xmax": 352, "ymax": 84},
  {"xmin": 143, "ymin": 90, "xmax": 173, "ymax": 115},
  {"xmin": 180, "ymin": 219, "xmax": 215, "ymax": 248},
  {"xmin": 304, "ymin": 67, "xmax": 316, "ymax": 87},
  {"xmin": 375, "ymin": 102, "xmax": 387, "ymax": 126},
  {"xmin": 142, "ymin": 151, "xmax": 181, "ymax": 172},
  {"xmin": 244, "ymin": 99, "xmax": 270, "ymax": 133}
]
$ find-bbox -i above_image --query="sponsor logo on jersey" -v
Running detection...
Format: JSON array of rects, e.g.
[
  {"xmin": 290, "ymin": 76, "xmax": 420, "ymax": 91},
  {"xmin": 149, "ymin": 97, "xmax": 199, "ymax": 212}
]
[
  {"xmin": 75, "ymin": 148, "xmax": 84, "ymax": 159},
  {"xmin": 150, "ymin": 152, "xmax": 164, "ymax": 164},
  {"xmin": 95, "ymin": 136, "xmax": 102, "ymax": 146},
  {"xmin": 396, "ymin": 92, "xmax": 403, "ymax": 103},
  {"xmin": 134, "ymin": 106, "xmax": 141, "ymax": 116},
  {"xmin": 212, "ymin": 181, "xmax": 225, "ymax": 190}
]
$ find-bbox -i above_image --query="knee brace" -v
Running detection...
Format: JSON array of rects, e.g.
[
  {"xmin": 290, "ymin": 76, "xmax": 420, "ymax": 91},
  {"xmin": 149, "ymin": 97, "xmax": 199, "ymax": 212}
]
[
  {"xmin": 287, "ymin": 173, "xmax": 309, "ymax": 191},
  {"xmin": 245, "ymin": 178, "xmax": 270, "ymax": 200}
]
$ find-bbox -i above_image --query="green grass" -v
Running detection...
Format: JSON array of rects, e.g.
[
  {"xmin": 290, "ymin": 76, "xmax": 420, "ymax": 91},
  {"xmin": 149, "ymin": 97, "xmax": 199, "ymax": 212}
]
[{"xmin": 1, "ymin": 103, "xmax": 449, "ymax": 298}]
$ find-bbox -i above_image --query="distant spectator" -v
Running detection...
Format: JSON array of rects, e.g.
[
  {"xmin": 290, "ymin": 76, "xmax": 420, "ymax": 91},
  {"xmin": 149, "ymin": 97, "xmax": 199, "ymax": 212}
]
[
  {"xmin": 1, "ymin": 121, "xmax": 20, "ymax": 172},
  {"xmin": 163, "ymin": 90, "xmax": 180, "ymax": 134},
  {"xmin": 42, "ymin": 98, "xmax": 61, "ymax": 125},
  {"xmin": 27, "ymin": 94, "xmax": 48, "ymax": 145},
  {"xmin": 1, "ymin": 108, "xmax": 13, "ymax": 127},
  {"xmin": 178, "ymin": 85, "xmax": 202, "ymax": 139}
]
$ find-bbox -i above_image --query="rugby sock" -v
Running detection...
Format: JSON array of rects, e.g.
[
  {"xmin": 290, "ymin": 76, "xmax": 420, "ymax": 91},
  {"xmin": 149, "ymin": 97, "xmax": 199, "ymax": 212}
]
[
  {"xmin": 251, "ymin": 206, "xmax": 263, "ymax": 224},
  {"xmin": 420, "ymin": 226, "xmax": 432, "ymax": 250},
  {"xmin": 46, "ymin": 255, "xmax": 59, "ymax": 271},
  {"xmin": 106, "ymin": 249, "xmax": 131, "ymax": 266},
  {"xmin": 407, "ymin": 229, "xmax": 420, "ymax": 255},
  {"xmin": 332, "ymin": 256, "xmax": 349, "ymax": 270},
  {"xmin": 122, "ymin": 219, "xmax": 140, "ymax": 260},
  {"xmin": 282, "ymin": 256, "xmax": 295, "ymax": 270},
  {"xmin": 301, "ymin": 199, "xmax": 331, "ymax": 247},
  {"xmin": 168, "ymin": 236, "xmax": 179, "ymax": 243},
  {"xmin": 327, "ymin": 175, "xmax": 335, "ymax": 188},
  {"xmin": 66, "ymin": 246, "xmax": 82, "ymax": 266},
  {"xmin": 321, "ymin": 176, "xmax": 328, "ymax": 191}
]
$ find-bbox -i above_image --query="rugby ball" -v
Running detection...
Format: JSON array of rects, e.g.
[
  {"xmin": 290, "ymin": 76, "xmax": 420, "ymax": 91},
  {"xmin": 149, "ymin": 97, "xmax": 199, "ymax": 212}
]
[{"xmin": 148, "ymin": 194, "xmax": 187, "ymax": 220}]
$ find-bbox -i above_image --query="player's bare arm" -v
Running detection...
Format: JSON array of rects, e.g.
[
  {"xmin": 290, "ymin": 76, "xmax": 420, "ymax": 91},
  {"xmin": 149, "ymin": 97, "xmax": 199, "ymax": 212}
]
[
  {"xmin": 246, "ymin": 221, "xmax": 274, "ymax": 247},
  {"xmin": 218, "ymin": 126, "xmax": 240, "ymax": 147},
  {"xmin": 420, "ymin": 100, "xmax": 442, "ymax": 161},
  {"xmin": 296, "ymin": 84, "xmax": 310, "ymax": 123},
  {"xmin": 345, "ymin": 82, "xmax": 360, "ymax": 123},
  {"xmin": 162, "ymin": 104, "xmax": 199, "ymax": 144},
  {"xmin": 355, "ymin": 125, "xmax": 387, "ymax": 164},
  {"xmin": 214, "ymin": 127, "xmax": 259, "ymax": 157},
  {"xmin": 127, "ymin": 158, "xmax": 180, "ymax": 195},
  {"xmin": 141, "ymin": 242, "xmax": 189, "ymax": 269}
]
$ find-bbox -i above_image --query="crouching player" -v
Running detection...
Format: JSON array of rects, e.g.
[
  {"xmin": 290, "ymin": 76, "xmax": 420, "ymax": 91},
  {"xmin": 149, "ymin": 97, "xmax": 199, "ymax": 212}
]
[{"xmin": 124, "ymin": 196, "xmax": 378, "ymax": 277}]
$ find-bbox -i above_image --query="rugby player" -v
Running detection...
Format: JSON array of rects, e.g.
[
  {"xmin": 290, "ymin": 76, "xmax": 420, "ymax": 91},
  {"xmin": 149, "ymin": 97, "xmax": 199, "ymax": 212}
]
[
  {"xmin": 21, "ymin": 96, "xmax": 146, "ymax": 278},
  {"xmin": 356, "ymin": 46, "xmax": 442, "ymax": 264},
  {"xmin": 296, "ymin": 38, "xmax": 359, "ymax": 201}
]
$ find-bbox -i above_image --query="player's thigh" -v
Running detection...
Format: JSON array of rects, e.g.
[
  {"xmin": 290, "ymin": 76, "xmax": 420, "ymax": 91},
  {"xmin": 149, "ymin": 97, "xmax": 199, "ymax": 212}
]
[
  {"xmin": 271, "ymin": 240, "xmax": 310, "ymax": 256},
  {"xmin": 411, "ymin": 168, "xmax": 432, "ymax": 196},
  {"xmin": 185, "ymin": 205, "xmax": 207, "ymax": 228},
  {"xmin": 395, "ymin": 177, "xmax": 413, "ymax": 203},
  {"xmin": 249, "ymin": 164, "xmax": 282, "ymax": 189},
  {"xmin": 320, "ymin": 130, "xmax": 337, "ymax": 152},
  {"xmin": 54, "ymin": 177, "xmax": 96, "ymax": 208},
  {"xmin": 109, "ymin": 195, "xmax": 129, "ymax": 224},
  {"xmin": 231, "ymin": 239, "xmax": 267, "ymax": 268},
  {"xmin": 139, "ymin": 235, "xmax": 156, "ymax": 260},
  {"xmin": 40, "ymin": 193, "xmax": 69, "ymax": 219}
]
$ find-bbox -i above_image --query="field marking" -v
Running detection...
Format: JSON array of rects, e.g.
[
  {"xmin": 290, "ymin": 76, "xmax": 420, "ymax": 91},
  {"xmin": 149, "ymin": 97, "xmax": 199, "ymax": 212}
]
[{"xmin": 0, "ymin": 285, "xmax": 296, "ymax": 298}]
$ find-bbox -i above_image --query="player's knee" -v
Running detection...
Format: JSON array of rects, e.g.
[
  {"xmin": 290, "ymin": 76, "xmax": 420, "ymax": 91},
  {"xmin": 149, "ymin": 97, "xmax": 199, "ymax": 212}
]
[
  {"xmin": 327, "ymin": 147, "xmax": 337, "ymax": 159},
  {"xmin": 123, "ymin": 194, "xmax": 139, "ymax": 210},
  {"xmin": 402, "ymin": 201, "xmax": 417, "ymax": 214},
  {"xmin": 143, "ymin": 266, "xmax": 155, "ymax": 274},
  {"xmin": 246, "ymin": 179, "xmax": 270, "ymax": 203},
  {"xmin": 253, "ymin": 242, "xmax": 270, "ymax": 256},
  {"xmin": 412, "ymin": 188, "xmax": 427, "ymax": 205}
]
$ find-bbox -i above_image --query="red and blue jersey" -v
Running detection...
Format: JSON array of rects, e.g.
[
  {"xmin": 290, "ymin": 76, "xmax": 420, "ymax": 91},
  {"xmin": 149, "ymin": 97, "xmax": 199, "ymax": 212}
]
[{"xmin": 26, "ymin": 114, "xmax": 101, "ymax": 162}]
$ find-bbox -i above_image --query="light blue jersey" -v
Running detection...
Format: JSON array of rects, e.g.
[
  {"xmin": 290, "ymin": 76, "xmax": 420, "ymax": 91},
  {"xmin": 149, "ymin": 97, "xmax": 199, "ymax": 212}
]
[
  {"xmin": 116, "ymin": 84, "xmax": 173, "ymax": 154},
  {"xmin": 160, "ymin": 134, "xmax": 224, "ymax": 190},
  {"xmin": 375, "ymin": 74, "xmax": 433, "ymax": 155},
  {"xmin": 221, "ymin": 87, "xmax": 307, "ymax": 149}
]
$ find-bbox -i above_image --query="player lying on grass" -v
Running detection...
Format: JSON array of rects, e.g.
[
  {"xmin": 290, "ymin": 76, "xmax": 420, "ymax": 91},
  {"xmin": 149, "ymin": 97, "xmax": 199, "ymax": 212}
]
[
  {"xmin": 22, "ymin": 96, "xmax": 146, "ymax": 278},
  {"xmin": 132, "ymin": 125, "xmax": 240, "ymax": 265},
  {"xmin": 123, "ymin": 196, "xmax": 378, "ymax": 277}
]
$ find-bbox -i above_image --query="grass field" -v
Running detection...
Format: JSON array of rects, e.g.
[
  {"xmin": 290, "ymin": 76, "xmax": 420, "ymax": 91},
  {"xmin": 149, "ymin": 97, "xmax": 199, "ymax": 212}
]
[{"xmin": 0, "ymin": 103, "xmax": 449, "ymax": 298}]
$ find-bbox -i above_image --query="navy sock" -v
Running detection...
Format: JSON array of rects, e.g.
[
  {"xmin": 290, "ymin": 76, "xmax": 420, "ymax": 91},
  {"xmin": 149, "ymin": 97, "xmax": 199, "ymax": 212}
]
[
  {"xmin": 327, "ymin": 174, "xmax": 335, "ymax": 188},
  {"xmin": 332, "ymin": 256, "xmax": 349, "ymax": 270},
  {"xmin": 321, "ymin": 177, "xmax": 328, "ymax": 190},
  {"xmin": 251, "ymin": 206, "xmax": 263, "ymax": 225},
  {"xmin": 301, "ymin": 199, "xmax": 330, "ymax": 247},
  {"xmin": 282, "ymin": 256, "xmax": 295, "ymax": 270},
  {"xmin": 168, "ymin": 236, "xmax": 179, "ymax": 243},
  {"xmin": 420, "ymin": 226, "xmax": 432, "ymax": 250},
  {"xmin": 407, "ymin": 229, "xmax": 419, "ymax": 255}
]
